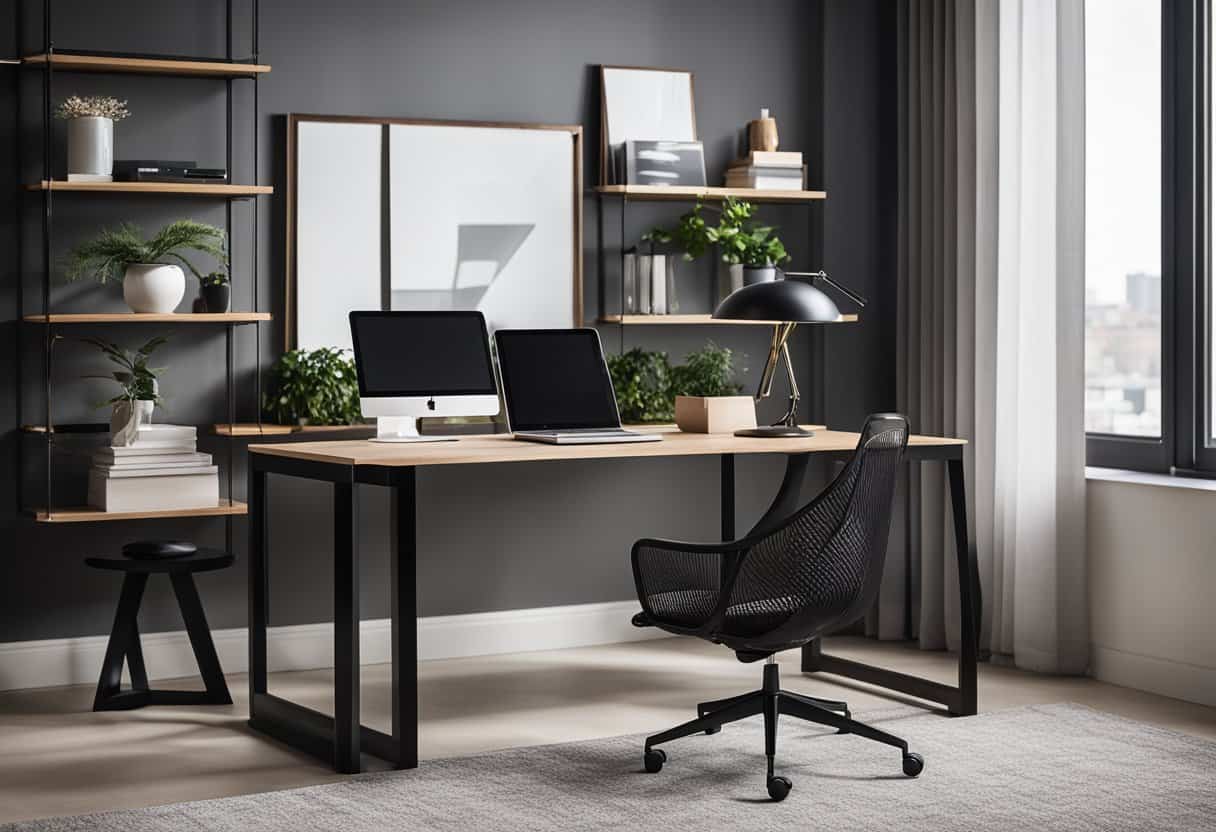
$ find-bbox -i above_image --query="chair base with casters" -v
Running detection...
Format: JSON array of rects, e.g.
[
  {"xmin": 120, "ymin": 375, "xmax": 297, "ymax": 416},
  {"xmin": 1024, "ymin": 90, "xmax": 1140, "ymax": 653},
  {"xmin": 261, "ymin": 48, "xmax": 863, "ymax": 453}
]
[
  {"xmin": 641, "ymin": 657, "xmax": 923, "ymax": 801},
  {"xmin": 632, "ymin": 414, "xmax": 919, "ymax": 801}
]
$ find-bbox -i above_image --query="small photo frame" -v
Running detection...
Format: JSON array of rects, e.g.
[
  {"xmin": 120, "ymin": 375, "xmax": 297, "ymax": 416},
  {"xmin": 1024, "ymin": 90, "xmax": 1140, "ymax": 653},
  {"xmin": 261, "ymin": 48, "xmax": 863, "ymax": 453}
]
[{"xmin": 624, "ymin": 140, "xmax": 707, "ymax": 187}]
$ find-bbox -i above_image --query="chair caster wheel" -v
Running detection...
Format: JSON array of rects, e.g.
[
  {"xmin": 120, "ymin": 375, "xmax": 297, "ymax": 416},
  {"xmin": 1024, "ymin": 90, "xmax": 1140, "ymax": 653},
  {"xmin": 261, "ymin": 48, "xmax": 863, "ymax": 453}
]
[
  {"xmin": 704, "ymin": 726, "xmax": 721, "ymax": 735},
  {"xmin": 643, "ymin": 748, "xmax": 666, "ymax": 773},
  {"xmin": 902, "ymin": 752, "xmax": 924, "ymax": 777},
  {"xmin": 766, "ymin": 775, "xmax": 792, "ymax": 801}
]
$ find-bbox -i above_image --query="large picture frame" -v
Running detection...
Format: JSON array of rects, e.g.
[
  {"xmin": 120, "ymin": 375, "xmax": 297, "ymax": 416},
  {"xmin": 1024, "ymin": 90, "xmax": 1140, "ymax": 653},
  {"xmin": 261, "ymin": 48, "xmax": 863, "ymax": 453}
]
[{"xmin": 287, "ymin": 114, "xmax": 583, "ymax": 351}]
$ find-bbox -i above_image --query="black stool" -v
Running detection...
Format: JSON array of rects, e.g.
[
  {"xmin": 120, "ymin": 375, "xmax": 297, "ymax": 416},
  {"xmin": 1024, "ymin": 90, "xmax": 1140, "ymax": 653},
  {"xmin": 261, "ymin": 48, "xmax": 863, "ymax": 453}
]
[{"xmin": 87, "ymin": 545, "xmax": 235, "ymax": 711}]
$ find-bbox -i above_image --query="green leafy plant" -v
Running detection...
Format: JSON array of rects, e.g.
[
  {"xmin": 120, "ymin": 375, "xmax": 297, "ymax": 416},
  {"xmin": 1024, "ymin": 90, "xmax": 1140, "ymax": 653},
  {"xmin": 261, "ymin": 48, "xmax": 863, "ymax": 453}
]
[
  {"xmin": 263, "ymin": 347, "xmax": 362, "ymax": 426},
  {"xmin": 606, "ymin": 348, "xmax": 675, "ymax": 423},
  {"xmin": 200, "ymin": 270, "xmax": 229, "ymax": 287},
  {"xmin": 644, "ymin": 196, "xmax": 790, "ymax": 267},
  {"xmin": 65, "ymin": 220, "xmax": 228, "ymax": 284},
  {"xmin": 671, "ymin": 342, "xmax": 743, "ymax": 398},
  {"xmin": 607, "ymin": 342, "xmax": 743, "ymax": 423},
  {"xmin": 82, "ymin": 335, "xmax": 168, "ymax": 406}
]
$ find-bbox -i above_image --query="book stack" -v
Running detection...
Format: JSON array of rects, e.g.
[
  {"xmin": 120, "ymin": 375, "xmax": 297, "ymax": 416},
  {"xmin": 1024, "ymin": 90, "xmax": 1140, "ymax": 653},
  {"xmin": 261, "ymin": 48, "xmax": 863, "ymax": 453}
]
[
  {"xmin": 88, "ymin": 424, "xmax": 219, "ymax": 513},
  {"xmin": 724, "ymin": 151, "xmax": 807, "ymax": 191}
]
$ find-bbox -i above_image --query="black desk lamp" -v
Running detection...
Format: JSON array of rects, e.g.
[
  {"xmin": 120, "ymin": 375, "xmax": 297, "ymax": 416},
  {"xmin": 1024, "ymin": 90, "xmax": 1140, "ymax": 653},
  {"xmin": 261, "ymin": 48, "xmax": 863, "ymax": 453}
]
[{"xmin": 713, "ymin": 271, "xmax": 866, "ymax": 438}]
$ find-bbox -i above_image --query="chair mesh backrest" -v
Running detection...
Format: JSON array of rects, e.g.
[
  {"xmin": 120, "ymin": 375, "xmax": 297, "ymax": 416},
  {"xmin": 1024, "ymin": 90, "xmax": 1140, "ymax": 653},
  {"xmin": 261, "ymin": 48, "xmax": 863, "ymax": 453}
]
[{"xmin": 721, "ymin": 414, "xmax": 909, "ymax": 641}]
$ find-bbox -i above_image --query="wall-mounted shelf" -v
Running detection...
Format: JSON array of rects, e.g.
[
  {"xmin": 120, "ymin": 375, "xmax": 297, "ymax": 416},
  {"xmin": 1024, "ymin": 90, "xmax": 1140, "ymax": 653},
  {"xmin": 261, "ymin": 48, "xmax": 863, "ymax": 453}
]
[
  {"xmin": 598, "ymin": 313, "xmax": 859, "ymax": 326},
  {"xmin": 213, "ymin": 423, "xmax": 375, "ymax": 437},
  {"xmin": 26, "ymin": 180, "xmax": 273, "ymax": 196},
  {"xmin": 24, "ymin": 312, "xmax": 271, "ymax": 324},
  {"xmin": 21, "ymin": 53, "xmax": 270, "ymax": 78},
  {"xmin": 32, "ymin": 499, "xmax": 248, "ymax": 524},
  {"xmin": 595, "ymin": 185, "xmax": 827, "ymax": 204}
]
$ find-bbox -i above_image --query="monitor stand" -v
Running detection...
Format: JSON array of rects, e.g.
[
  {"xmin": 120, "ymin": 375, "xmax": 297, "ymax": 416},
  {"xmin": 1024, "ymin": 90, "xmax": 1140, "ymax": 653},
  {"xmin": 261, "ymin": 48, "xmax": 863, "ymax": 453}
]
[{"xmin": 369, "ymin": 416, "xmax": 458, "ymax": 444}]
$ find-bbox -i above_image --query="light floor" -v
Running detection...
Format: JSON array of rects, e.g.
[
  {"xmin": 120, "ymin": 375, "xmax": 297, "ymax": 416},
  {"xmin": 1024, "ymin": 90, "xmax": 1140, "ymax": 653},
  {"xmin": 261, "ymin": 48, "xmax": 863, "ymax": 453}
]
[{"xmin": 1, "ymin": 636, "xmax": 1213, "ymax": 825}]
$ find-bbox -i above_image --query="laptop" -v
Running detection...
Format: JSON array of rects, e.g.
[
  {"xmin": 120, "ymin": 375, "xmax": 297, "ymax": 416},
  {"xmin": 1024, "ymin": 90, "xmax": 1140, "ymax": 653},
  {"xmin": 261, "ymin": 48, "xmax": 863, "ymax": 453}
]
[{"xmin": 494, "ymin": 329, "xmax": 663, "ymax": 445}]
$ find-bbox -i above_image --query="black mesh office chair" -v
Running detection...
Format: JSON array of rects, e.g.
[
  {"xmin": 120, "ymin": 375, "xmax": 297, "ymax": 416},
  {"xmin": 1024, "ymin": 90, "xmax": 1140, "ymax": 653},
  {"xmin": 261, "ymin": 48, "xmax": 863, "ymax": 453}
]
[{"xmin": 630, "ymin": 413, "xmax": 920, "ymax": 801}]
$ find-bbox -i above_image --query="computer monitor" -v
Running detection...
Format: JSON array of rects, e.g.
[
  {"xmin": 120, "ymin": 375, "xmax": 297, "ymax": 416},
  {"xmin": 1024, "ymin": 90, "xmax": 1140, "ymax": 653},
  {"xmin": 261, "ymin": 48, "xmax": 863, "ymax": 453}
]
[{"xmin": 348, "ymin": 311, "xmax": 500, "ymax": 443}]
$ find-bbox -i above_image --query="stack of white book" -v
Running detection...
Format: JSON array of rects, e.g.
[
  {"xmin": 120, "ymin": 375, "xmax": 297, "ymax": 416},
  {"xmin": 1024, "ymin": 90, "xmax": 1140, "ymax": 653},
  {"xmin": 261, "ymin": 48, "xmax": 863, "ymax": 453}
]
[
  {"xmin": 724, "ymin": 151, "xmax": 807, "ymax": 191},
  {"xmin": 88, "ymin": 424, "xmax": 219, "ymax": 513}
]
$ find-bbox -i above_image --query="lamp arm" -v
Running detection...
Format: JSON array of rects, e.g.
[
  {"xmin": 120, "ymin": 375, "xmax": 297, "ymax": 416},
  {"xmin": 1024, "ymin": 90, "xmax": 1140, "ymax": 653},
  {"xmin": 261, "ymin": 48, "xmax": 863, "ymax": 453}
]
[{"xmin": 784, "ymin": 270, "xmax": 868, "ymax": 308}]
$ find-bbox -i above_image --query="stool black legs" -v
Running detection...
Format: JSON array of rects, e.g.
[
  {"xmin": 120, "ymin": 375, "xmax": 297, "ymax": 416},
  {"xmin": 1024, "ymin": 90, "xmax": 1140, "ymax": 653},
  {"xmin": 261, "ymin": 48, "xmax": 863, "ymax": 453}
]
[{"xmin": 93, "ymin": 571, "xmax": 232, "ymax": 711}]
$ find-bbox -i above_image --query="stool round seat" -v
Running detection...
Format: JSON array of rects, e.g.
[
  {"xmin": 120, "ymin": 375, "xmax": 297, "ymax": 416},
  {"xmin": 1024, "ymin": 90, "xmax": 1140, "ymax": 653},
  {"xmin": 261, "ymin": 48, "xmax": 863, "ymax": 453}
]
[
  {"xmin": 123, "ymin": 540, "xmax": 197, "ymax": 560},
  {"xmin": 86, "ymin": 549, "xmax": 234, "ymax": 574}
]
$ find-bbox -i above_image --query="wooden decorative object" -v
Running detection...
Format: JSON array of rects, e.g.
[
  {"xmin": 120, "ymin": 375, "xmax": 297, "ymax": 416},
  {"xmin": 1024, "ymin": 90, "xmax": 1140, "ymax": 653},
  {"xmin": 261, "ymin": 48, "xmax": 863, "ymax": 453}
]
[{"xmin": 748, "ymin": 108, "xmax": 780, "ymax": 152}]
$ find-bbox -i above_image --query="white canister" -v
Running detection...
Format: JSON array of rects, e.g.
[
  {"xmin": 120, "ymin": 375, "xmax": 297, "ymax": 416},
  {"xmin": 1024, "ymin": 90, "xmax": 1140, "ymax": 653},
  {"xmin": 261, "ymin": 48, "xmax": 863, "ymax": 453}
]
[
  {"xmin": 122, "ymin": 264, "xmax": 186, "ymax": 314},
  {"xmin": 67, "ymin": 116, "xmax": 114, "ymax": 179}
]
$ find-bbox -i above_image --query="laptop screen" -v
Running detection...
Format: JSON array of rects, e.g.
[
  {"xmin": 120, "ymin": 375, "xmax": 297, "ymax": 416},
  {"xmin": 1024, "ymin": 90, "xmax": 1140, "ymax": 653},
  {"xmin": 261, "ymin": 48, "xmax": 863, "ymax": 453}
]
[{"xmin": 495, "ymin": 329, "xmax": 623, "ymax": 431}]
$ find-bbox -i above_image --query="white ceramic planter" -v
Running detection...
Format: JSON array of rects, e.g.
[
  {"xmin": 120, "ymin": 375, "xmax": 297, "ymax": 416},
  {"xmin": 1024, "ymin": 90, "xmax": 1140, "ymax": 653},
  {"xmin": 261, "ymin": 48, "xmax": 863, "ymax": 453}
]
[
  {"xmin": 109, "ymin": 399, "xmax": 155, "ymax": 447},
  {"xmin": 67, "ymin": 116, "xmax": 114, "ymax": 178},
  {"xmin": 123, "ymin": 264, "xmax": 185, "ymax": 313}
]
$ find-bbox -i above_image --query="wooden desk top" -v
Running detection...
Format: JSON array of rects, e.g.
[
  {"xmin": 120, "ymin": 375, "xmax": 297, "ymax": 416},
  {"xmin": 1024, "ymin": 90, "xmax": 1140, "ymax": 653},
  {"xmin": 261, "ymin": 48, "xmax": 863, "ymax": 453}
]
[{"xmin": 249, "ymin": 425, "xmax": 966, "ymax": 468}]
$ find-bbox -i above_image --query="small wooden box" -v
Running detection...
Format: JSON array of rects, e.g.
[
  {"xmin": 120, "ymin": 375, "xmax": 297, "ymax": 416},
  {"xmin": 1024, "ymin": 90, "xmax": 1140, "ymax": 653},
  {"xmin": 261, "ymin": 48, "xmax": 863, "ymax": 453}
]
[{"xmin": 675, "ymin": 396, "xmax": 757, "ymax": 434}]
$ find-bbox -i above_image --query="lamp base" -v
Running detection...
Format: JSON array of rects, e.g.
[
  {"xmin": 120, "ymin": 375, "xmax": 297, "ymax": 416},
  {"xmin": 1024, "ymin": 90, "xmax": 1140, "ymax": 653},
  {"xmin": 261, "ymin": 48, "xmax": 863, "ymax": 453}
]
[{"xmin": 734, "ymin": 425, "xmax": 815, "ymax": 438}]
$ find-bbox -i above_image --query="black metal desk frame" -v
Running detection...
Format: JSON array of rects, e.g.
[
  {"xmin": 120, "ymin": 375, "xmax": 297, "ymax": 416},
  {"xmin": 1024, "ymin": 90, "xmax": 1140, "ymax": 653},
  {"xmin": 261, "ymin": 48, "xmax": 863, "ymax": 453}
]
[{"xmin": 248, "ymin": 442, "xmax": 979, "ymax": 773}]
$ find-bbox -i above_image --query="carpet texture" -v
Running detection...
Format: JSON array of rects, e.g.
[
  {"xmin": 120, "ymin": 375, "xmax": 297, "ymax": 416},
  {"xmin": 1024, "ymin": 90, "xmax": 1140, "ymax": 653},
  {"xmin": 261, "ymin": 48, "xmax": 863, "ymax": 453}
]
[{"xmin": 6, "ymin": 704, "xmax": 1215, "ymax": 831}]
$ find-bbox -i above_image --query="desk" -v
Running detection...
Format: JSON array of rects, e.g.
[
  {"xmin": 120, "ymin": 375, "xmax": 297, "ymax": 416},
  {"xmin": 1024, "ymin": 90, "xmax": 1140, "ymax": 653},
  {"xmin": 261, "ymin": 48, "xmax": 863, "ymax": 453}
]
[{"xmin": 247, "ymin": 426, "xmax": 978, "ymax": 773}]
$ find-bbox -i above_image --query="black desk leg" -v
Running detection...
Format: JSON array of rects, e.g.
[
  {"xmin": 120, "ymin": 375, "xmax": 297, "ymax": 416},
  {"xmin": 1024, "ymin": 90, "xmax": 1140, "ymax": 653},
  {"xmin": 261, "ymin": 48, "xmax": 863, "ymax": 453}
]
[
  {"xmin": 947, "ymin": 458, "xmax": 979, "ymax": 716},
  {"xmin": 248, "ymin": 462, "xmax": 268, "ymax": 702},
  {"xmin": 333, "ymin": 481, "xmax": 361, "ymax": 773},
  {"xmin": 801, "ymin": 451, "xmax": 980, "ymax": 717},
  {"xmin": 721, "ymin": 454, "xmax": 735, "ymax": 541},
  {"xmin": 391, "ymin": 469, "xmax": 419, "ymax": 770}
]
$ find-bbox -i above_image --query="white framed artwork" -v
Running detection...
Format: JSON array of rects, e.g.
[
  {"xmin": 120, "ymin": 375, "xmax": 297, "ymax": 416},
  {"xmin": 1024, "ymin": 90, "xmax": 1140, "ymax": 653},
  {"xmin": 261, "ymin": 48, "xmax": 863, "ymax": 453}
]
[{"xmin": 288, "ymin": 115, "xmax": 583, "ymax": 352}]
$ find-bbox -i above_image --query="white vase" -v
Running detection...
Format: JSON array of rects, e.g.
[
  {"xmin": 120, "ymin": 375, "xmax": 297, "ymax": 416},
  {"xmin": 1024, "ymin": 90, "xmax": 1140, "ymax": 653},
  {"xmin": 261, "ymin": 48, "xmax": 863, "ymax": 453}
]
[
  {"xmin": 123, "ymin": 264, "xmax": 185, "ymax": 313},
  {"xmin": 67, "ymin": 116, "xmax": 114, "ymax": 179}
]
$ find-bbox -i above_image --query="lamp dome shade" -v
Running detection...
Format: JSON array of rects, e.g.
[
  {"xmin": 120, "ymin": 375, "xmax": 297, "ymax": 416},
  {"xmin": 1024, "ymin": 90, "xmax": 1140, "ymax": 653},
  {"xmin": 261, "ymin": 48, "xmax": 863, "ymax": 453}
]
[{"xmin": 713, "ymin": 278, "xmax": 842, "ymax": 323}]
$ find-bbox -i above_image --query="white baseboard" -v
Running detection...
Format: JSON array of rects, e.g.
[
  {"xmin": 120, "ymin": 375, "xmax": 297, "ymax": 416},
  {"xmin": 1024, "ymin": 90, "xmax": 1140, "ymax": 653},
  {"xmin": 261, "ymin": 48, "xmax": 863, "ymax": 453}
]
[
  {"xmin": 0, "ymin": 600, "xmax": 664, "ymax": 692},
  {"xmin": 1091, "ymin": 645, "xmax": 1216, "ymax": 707}
]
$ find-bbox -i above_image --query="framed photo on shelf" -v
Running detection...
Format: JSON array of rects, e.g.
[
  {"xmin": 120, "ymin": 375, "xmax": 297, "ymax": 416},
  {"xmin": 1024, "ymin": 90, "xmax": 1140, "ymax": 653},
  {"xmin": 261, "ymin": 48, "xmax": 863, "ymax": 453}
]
[
  {"xmin": 287, "ymin": 115, "xmax": 583, "ymax": 351},
  {"xmin": 599, "ymin": 65, "xmax": 697, "ymax": 185},
  {"xmin": 623, "ymin": 140, "xmax": 706, "ymax": 187}
]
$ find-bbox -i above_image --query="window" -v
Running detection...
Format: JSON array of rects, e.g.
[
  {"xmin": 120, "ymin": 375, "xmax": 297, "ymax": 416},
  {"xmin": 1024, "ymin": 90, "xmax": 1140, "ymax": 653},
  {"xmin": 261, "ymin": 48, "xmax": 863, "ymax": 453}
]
[
  {"xmin": 1085, "ymin": 0, "xmax": 1216, "ymax": 475},
  {"xmin": 1084, "ymin": 0, "xmax": 1163, "ymax": 440}
]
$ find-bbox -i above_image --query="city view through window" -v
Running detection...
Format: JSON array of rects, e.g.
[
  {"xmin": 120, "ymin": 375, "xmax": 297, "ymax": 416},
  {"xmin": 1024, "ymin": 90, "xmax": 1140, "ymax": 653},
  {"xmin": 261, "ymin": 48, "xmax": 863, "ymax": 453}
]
[{"xmin": 1085, "ymin": 0, "xmax": 1162, "ymax": 437}]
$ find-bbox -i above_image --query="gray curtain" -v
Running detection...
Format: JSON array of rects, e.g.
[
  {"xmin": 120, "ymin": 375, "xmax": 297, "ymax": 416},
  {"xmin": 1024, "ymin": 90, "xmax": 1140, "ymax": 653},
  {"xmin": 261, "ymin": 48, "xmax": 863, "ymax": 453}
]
[{"xmin": 872, "ymin": 0, "xmax": 1088, "ymax": 674}]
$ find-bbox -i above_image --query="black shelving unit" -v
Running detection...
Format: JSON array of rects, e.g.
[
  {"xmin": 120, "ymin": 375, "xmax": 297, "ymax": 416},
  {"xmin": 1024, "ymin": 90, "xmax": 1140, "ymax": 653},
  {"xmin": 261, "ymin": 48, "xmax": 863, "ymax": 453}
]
[{"xmin": 10, "ymin": 1, "xmax": 271, "ymax": 547}]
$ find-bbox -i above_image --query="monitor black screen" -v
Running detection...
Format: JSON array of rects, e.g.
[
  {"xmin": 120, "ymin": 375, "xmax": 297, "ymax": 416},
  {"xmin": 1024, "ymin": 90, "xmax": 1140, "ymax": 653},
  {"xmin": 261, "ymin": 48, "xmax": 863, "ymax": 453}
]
[
  {"xmin": 495, "ymin": 329, "xmax": 621, "ymax": 431},
  {"xmin": 349, "ymin": 311, "xmax": 497, "ymax": 397}
]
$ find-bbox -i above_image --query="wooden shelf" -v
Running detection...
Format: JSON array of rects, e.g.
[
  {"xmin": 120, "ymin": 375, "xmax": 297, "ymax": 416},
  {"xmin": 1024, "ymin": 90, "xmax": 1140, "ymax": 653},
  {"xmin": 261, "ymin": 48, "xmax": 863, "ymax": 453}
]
[
  {"xmin": 598, "ymin": 313, "xmax": 859, "ymax": 326},
  {"xmin": 33, "ymin": 499, "xmax": 247, "ymax": 524},
  {"xmin": 213, "ymin": 423, "xmax": 374, "ymax": 437},
  {"xmin": 26, "ymin": 180, "xmax": 273, "ymax": 196},
  {"xmin": 24, "ymin": 312, "xmax": 271, "ymax": 324},
  {"xmin": 595, "ymin": 185, "xmax": 827, "ymax": 204},
  {"xmin": 22, "ymin": 53, "xmax": 270, "ymax": 78}
]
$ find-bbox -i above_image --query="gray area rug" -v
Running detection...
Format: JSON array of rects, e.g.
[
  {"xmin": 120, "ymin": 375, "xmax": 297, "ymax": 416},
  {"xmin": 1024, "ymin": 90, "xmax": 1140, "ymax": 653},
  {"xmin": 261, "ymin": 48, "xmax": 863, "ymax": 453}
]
[{"xmin": 7, "ymin": 704, "xmax": 1215, "ymax": 831}]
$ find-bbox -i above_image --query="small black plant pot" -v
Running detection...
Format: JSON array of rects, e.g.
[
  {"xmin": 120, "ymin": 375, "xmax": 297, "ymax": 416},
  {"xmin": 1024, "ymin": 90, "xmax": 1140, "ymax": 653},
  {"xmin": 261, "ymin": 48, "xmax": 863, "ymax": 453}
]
[{"xmin": 201, "ymin": 284, "xmax": 230, "ymax": 313}]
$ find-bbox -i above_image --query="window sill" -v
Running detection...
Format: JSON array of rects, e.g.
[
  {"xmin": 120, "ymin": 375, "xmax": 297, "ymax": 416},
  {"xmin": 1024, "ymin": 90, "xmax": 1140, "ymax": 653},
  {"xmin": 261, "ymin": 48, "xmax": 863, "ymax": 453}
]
[{"xmin": 1086, "ymin": 467, "xmax": 1216, "ymax": 491}]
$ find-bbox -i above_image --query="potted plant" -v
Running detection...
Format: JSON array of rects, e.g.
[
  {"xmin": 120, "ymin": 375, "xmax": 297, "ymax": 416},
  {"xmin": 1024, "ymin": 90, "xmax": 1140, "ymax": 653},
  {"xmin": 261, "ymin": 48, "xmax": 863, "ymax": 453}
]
[
  {"xmin": 65, "ymin": 220, "xmax": 228, "ymax": 314},
  {"xmin": 646, "ymin": 196, "xmax": 791, "ymax": 298},
  {"xmin": 672, "ymin": 342, "xmax": 756, "ymax": 434},
  {"xmin": 199, "ymin": 271, "xmax": 230, "ymax": 313},
  {"xmin": 56, "ymin": 95, "xmax": 130, "ymax": 182},
  {"xmin": 263, "ymin": 347, "xmax": 363, "ymax": 426},
  {"xmin": 605, "ymin": 348, "xmax": 675, "ymax": 423},
  {"xmin": 82, "ymin": 335, "xmax": 168, "ymax": 446}
]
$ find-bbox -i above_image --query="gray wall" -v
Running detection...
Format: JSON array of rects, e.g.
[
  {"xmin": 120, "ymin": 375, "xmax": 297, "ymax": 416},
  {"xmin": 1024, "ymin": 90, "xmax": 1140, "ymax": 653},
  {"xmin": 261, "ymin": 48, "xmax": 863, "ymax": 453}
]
[{"xmin": 0, "ymin": 0, "xmax": 896, "ymax": 644}]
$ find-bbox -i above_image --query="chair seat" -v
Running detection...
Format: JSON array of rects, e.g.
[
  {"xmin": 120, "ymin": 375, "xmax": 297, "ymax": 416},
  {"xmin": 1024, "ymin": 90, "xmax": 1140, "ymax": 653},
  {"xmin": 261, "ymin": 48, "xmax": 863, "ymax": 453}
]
[{"xmin": 86, "ymin": 549, "xmax": 234, "ymax": 574}]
